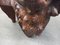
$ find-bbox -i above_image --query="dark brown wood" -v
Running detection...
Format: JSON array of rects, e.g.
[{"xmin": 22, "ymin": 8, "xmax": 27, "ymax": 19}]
[
  {"xmin": 0, "ymin": 0, "xmax": 59, "ymax": 37},
  {"xmin": 1, "ymin": 6, "xmax": 16, "ymax": 22}
]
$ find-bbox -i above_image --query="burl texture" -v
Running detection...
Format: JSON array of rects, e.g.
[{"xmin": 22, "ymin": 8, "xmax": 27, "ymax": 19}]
[
  {"xmin": 17, "ymin": 7, "xmax": 50, "ymax": 37},
  {"xmin": 16, "ymin": 0, "xmax": 58, "ymax": 37}
]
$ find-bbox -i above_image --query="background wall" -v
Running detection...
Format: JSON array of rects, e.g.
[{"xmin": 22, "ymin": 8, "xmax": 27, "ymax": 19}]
[{"xmin": 0, "ymin": 8, "xmax": 60, "ymax": 45}]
